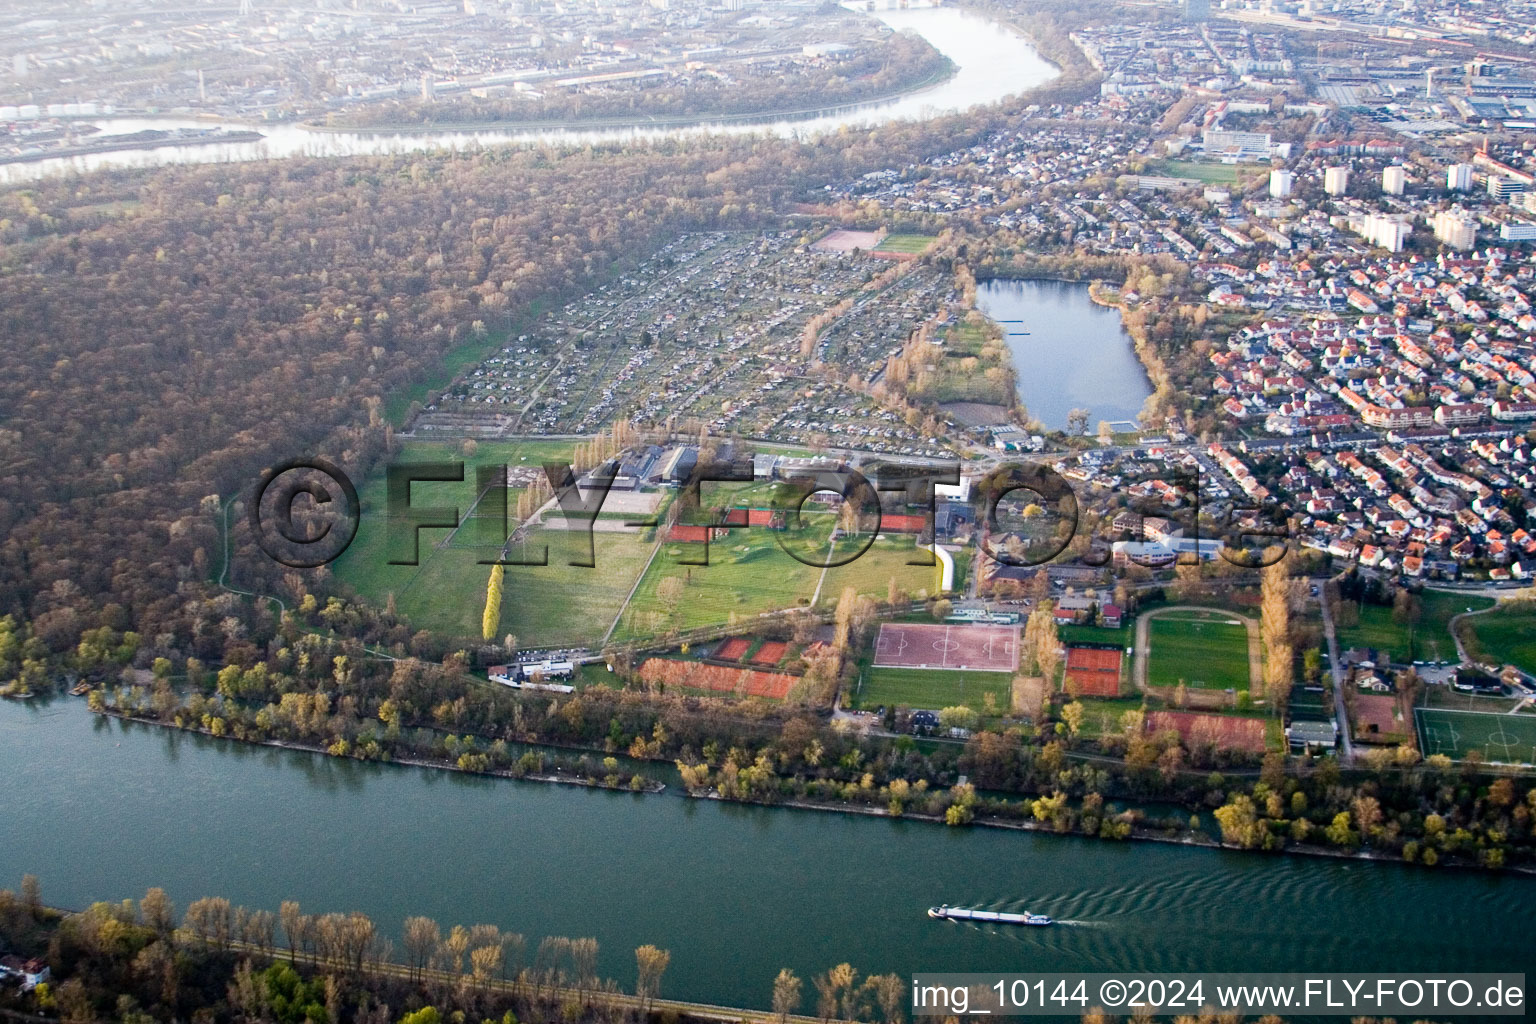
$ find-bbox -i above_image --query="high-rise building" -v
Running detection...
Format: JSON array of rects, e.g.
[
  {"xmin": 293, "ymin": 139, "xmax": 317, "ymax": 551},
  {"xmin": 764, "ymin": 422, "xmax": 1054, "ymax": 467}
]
[
  {"xmin": 1355, "ymin": 212, "xmax": 1409, "ymax": 252},
  {"xmin": 1269, "ymin": 169, "xmax": 1294, "ymax": 198},
  {"xmin": 1184, "ymin": 0, "xmax": 1211, "ymax": 20},
  {"xmin": 1447, "ymin": 163, "xmax": 1475, "ymax": 191},
  {"xmin": 11, "ymin": 54, "xmax": 26, "ymax": 78},
  {"xmin": 1383, "ymin": 166, "xmax": 1406, "ymax": 195},
  {"xmin": 1324, "ymin": 166, "xmax": 1350, "ymax": 196},
  {"xmin": 421, "ymin": 74, "xmax": 435, "ymax": 100},
  {"xmin": 1433, "ymin": 210, "xmax": 1477, "ymax": 250},
  {"xmin": 1488, "ymin": 177, "xmax": 1527, "ymax": 203}
]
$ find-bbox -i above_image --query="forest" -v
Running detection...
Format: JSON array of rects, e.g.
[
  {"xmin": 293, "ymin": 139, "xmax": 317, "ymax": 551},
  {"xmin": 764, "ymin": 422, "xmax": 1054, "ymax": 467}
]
[
  {"xmin": 0, "ymin": 115, "xmax": 1023, "ymax": 670},
  {"xmin": 0, "ymin": 0, "xmax": 1109, "ymax": 686},
  {"xmin": 331, "ymin": 34, "xmax": 952, "ymax": 130}
]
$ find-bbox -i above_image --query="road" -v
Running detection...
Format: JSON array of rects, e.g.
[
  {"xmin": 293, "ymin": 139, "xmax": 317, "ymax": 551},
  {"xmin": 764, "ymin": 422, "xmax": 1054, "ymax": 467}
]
[{"xmin": 1316, "ymin": 589, "xmax": 1353, "ymax": 762}]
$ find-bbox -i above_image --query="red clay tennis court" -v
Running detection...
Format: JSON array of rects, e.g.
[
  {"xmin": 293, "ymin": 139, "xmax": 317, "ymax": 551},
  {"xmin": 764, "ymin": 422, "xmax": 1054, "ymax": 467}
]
[
  {"xmin": 872, "ymin": 623, "xmax": 1018, "ymax": 672},
  {"xmin": 751, "ymin": 641, "xmax": 788, "ymax": 666},
  {"xmin": 1065, "ymin": 645, "xmax": 1123, "ymax": 697},
  {"xmin": 715, "ymin": 637, "xmax": 751, "ymax": 661},
  {"xmin": 1147, "ymin": 710, "xmax": 1267, "ymax": 754}
]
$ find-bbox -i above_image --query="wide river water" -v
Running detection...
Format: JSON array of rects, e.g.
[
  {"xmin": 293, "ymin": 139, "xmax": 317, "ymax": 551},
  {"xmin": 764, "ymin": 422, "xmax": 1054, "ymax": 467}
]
[
  {"xmin": 2, "ymin": 699, "xmax": 1531, "ymax": 1009},
  {"xmin": 977, "ymin": 278, "xmax": 1155, "ymax": 432},
  {"xmin": 0, "ymin": 7, "xmax": 1057, "ymax": 184}
]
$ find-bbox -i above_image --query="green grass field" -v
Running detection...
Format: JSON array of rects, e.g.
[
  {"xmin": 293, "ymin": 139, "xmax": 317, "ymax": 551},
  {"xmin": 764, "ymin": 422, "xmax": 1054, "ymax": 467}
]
[
  {"xmin": 1145, "ymin": 611, "xmax": 1251, "ymax": 690},
  {"xmin": 1467, "ymin": 604, "xmax": 1536, "ymax": 673},
  {"xmin": 817, "ymin": 537, "xmax": 948, "ymax": 606},
  {"xmin": 331, "ymin": 437, "xmax": 663, "ymax": 646},
  {"xmin": 852, "ymin": 666, "xmax": 1010, "ymax": 711},
  {"xmin": 1059, "ymin": 621, "xmax": 1132, "ymax": 647},
  {"xmin": 1063, "ymin": 696, "xmax": 1146, "ymax": 738},
  {"xmin": 873, "ymin": 233, "xmax": 937, "ymax": 254},
  {"xmin": 1416, "ymin": 707, "xmax": 1536, "ymax": 765},
  {"xmin": 1336, "ymin": 592, "xmax": 1492, "ymax": 664},
  {"xmin": 1147, "ymin": 160, "xmax": 1246, "ymax": 185},
  {"xmin": 612, "ymin": 530, "xmax": 824, "ymax": 640}
]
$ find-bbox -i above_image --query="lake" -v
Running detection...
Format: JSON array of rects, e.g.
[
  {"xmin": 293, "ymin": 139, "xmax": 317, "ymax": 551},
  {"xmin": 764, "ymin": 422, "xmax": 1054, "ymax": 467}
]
[
  {"xmin": 977, "ymin": 279, "xmax": 1154, "ymax": 432},
  {"xmin": 2, "ymin": 698, "xmax": 1529, "ymax": 1010}
]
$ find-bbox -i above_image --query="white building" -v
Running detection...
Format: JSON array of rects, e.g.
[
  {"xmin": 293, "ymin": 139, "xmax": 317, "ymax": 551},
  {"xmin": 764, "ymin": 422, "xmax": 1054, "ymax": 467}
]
[
  {"xmin": 1383, "ymin": 166, "xmax": 1407, "ymax": 195},
  {"xmin": 1433, "ymin": 209, "xmax": 1477, "ymax": 250},
  {"xmin": 1203, "ymin": 129, "xmax": 1275, "ymax": 161},
  {"xmin": 1353, "ymin": 212, "xmax": 1410, "ymax": 252},
  {"xmin": 1489, "ymin": 177, "xmax": 1527, "ymax": 203},
  {"xmin": 1324, "ymin": 166, "xmax": 1351, "ymax": 196},
  {"xmin": 1447, "ymin": 163, "xmax": 1475, "ymax": 191},
  {"xmin": 1269, "ymin": 169, "xmax": 1294, "ymax": 198},
  {"xmin": 1499, "ymin": 222, "xmax": 1536, "ymax": 242}
]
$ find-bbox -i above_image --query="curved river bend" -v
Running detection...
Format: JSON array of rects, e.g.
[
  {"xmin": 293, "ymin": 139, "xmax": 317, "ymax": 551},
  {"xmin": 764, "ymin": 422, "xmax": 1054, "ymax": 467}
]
[
  {"xmin": 0, "ymin": 8, "xmax": 1056, "ymax": 184},
  {"xmin": 2, "ymin": 701, "xmax": 1530, "ymax": 1009}
]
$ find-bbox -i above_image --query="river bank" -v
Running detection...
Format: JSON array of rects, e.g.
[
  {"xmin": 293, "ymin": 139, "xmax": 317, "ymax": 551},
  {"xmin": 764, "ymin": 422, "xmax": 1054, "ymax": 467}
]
[
  {"xmin": 695, "ymin": 791, "xmax": 1536, "ymax": 877},
  {"xmin": 91, "ymin": 706, "xmax": 667, "ymax": 794},
  {"xmin": 6, "ymin": 697, "xmax": 1532, "ymax": 1006},
  {"xmin": 0, "ymin": 7, "xmax": 1058, "ymax": 185},
  {"xmin": 310, "ymin": 61, "xmax": 959, "ymax": 136},
  {"xmin": 88, "ymin": 692, "xmax": 1526, "ymax": 877}
]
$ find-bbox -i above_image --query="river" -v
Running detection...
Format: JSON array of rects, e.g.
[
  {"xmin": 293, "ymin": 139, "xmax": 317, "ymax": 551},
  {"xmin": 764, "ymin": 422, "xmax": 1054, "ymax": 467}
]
[
  {"xmin": 977, "ymin": 279, "xmax": 1155, "ymax": 432},
  {"xmin": 2, "ymin": 699, "xmax": 1529, "ymax": 1010},
  {"xmin": 0, "ymin": 7, "xmax": 1056, "ymax": 185}
]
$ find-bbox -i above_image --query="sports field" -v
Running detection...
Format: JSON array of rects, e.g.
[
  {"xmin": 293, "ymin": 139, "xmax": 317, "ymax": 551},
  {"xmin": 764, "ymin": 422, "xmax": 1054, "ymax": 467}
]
[
  {"xmin": 813, "ymin": 228, "xmax": 883, "ymax": 252},
  {"xmin": 872, "ymin": 623, "xmax": 1019, "ymax": 672},
  {"xmin": 613, "ymin": 531, "xmax": 824, "ymax": 640},
  {"xmin": 872, "ymin": 233, "xmax": 937, "ymax": 255},
  {"xmin": 330, "ymin": 438, "xmax": 662, "ymax": 646},
  {"xmin": 854, "ymin": 666, "xmax": 1011, "ymax": 711},
  {"xmin": 1065, "ymin": 645, "xmax": 1123, "ymax": 697},
  {"xmin": 1145, "ymin": 611, "xmax": 1251, "ymax": 690},
  {"xmin": 1147, "ymin": 159, "xmax": 1246, "ymax": 184},
  {"xmin": 1415, "ymin": 708, "xmax": 1536, "ymax": 765}
]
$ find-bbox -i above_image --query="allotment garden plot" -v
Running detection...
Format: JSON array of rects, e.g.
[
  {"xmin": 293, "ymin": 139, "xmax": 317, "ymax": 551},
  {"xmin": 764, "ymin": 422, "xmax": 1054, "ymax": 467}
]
[
  {"xmin": 415, "ymin": 230, "xmax": 954, "ymax": 458},
  {"xmin": 1416, "ymin": 708, "xmax": 1536, "ymax": 766}
]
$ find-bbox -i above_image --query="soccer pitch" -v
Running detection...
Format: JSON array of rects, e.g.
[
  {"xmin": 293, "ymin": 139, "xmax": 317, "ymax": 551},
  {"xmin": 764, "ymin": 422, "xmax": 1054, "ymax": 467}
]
[
  {"xmin": 1146, "ymin": 612, "xmax": 1251, "ymax": 690},
  {"xmin": 1415, "ymin": 708, "xmax": 1536, "ymax": 766}
]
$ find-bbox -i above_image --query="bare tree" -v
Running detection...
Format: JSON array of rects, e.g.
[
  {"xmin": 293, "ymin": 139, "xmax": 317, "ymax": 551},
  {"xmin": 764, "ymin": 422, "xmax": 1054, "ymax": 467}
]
[
  {"xmin": 140, "ymin": 887, "xmax": 175, "ymax": 938},
  {"xmin": 403, "ymin": 916, "xmax": 441, "ymax": 981},
  {"xmin": 570, "ymin": 936, "xmax": 599, "ymax": 1000},
  {"xmin": 280, "ymin": 900, "xmax": 306, "ymax": 961},
  {"xmin": 773, "ymin": 968, "xmax": 803, "ymax": 1024},
  {"xmin": 634, "ymin": 944, "xmax": 671, "ymax": 1013}
]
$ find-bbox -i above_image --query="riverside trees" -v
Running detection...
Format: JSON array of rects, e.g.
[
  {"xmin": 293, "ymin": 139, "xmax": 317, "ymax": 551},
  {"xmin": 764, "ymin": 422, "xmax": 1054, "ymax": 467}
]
[{"xmin": 0, "ymin": 882, "xmax": 670, "ymax": 1024}]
